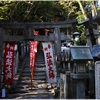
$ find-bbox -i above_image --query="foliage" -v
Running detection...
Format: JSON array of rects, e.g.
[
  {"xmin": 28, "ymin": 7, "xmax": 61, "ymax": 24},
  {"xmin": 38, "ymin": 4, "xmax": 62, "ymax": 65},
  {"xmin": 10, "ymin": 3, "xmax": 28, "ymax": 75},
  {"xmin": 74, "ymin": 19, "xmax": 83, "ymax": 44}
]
[
  {"xmin": 0, "ymin": 1, "xmax": 69, "ymax": 22},
  {"xmin": 0, "ymin": 0, "xmax": 98, "ymax": 45},
  {"xmin": 60, "ymin": 1, "xmax": 80, "ymax": 20},
  {"xmin": 5, "ymin": 84, "xmax": 11, "ymax": 90},
  {"xmin": 75, "ymin": 33, "xmax": 87, "ymax": 45},
  {"xmin": 0, "ymin": 1, "xmax": 89, "ymax": 22},
  {"xmin": 76, "ymin": 22, "xmax": 86, "ymax": 45}
]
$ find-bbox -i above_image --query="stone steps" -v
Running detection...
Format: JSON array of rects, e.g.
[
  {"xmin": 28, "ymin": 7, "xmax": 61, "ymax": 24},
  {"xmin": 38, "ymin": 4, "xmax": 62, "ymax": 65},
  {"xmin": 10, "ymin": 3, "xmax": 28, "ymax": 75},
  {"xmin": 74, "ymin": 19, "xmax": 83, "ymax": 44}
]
[
  {"xmin": 8, "ymin": 93, "xmax": 38, "ymax": 99},
  {"xmin": 20, "ymin": 72, "xmax": 46, "ymax": 76},
  {"xmin": 32, "ymin": 80, "xmax": 47, "ymax": 83},
  {"xmin": 16, "ymin": 84, "xmax": 47, "ymax": 89},
  {"xmin": 19, "ymin": 75, "xmax": 46, "ymax": 80},
  {"xmin": 20, "ymin": 69, "xmax": 30, "ymax": 72},
  {"xmin": 10, "ymin": 87, "xmax": 49, "ymax": 94},
  {"xmin": 8, "ymin": 92, "xmax": 52, "ymax": 99},
  {"xmin": 16, "ymin": 84, "xmax": 31, "ymax": 88},
  {"xmin": 35, "ymin": 63, "xmax": 45, "ymax": 67},
  {"xmin": 34, "ymin": 76, "xmax": 46, "ymax": 80},
  {"xmin": 7, "ymin": 50, "xmax": 54, "ymax": 99},
  {"xmin": 34, "ymin": 72, "xmax": 46, "ymax": 76}
]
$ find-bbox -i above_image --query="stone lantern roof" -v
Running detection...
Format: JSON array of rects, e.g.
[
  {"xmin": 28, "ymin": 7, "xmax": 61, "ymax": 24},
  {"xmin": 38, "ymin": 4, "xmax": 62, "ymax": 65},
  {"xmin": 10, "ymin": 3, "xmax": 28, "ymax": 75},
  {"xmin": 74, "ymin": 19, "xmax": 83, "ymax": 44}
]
[{"xmin": 70, "ymin": 46, "xmax": 93, "ymax": 61}]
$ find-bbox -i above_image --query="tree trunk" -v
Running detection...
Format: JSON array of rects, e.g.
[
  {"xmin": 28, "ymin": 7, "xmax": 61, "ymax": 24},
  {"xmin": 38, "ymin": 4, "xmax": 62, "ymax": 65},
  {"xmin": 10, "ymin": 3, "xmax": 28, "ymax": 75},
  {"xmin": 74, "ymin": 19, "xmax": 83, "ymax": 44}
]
[
  {"xmin": 76, "ymin": 0, "xmax": 88, "ymax": 19},
  {"xmin": 91, "ymin": 0, "xmax": 97, "ymax": 17}
]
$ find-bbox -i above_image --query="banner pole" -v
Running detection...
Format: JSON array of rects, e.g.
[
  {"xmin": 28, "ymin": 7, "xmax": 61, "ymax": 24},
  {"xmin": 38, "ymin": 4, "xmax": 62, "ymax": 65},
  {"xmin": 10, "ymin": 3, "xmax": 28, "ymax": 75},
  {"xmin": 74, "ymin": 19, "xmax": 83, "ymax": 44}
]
[
  {"xmin": 30, "ymin": 68, "xmax": 33, "ymax": 90},
  {"xmin": 30, "ymin": 66, "xmax": 34, "ymax": 90}
]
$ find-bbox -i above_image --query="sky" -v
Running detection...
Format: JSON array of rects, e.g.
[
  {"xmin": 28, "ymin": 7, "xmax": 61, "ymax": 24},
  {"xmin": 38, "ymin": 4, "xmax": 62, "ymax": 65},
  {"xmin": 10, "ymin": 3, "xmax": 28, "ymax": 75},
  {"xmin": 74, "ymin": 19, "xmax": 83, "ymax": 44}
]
[{"xmin": 98, "ymin": 0, "xmax": 100, "ymax": 6}]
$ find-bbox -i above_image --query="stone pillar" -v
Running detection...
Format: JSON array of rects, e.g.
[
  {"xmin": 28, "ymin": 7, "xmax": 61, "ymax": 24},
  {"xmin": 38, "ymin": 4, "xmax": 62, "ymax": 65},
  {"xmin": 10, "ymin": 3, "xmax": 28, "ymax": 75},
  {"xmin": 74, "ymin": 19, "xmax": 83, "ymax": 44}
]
[
  {"xmin": 92, "ymin": 22, "xmax": 99, "ymax": 45},
  {"xmin": 54, "ymin": 27, "xmax": 61, "ymax": 75},
  {"xmin": 28, "ymin": 27, "xmax": 32, "ymax": 37},
  {"xmin": 23, "ymin": 26, "xmax": 28, "ymax": 38},
  {"xmin": 76, "ymin": 80, "xmax": 85, "ymax": 98},
  {"xmin": 71, "ymin": 79, "xmax": 85, "ymax": 99},
  {"xmin": 86, "ymin": 29, "xmax": 92, "ymax": 50},
  {"xmin": 24, "ymin": 26, "xmax": 33, "ymax": 38},
  {"xmin": 0, "ymin": 28, "xmax": 4, "ymax": 91},
  {"xmin": 86, "ymin": 35, "xmax": 92, "ymax": 51},
  {"xmin": 21, "ymin": 43, "xmax": 24, "ymax": 59},
  {"xmin": 54, "ymin": 27, "xmax": 61, "ymax": 57}
]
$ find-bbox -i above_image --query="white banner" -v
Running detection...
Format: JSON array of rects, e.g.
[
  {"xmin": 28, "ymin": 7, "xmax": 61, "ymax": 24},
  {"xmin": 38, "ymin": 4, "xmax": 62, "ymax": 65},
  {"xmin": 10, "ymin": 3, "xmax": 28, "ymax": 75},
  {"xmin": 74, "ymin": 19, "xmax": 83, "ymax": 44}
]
[{"xmin": 42, "ymin": 42, "xmax": 57, "ymax": 83}]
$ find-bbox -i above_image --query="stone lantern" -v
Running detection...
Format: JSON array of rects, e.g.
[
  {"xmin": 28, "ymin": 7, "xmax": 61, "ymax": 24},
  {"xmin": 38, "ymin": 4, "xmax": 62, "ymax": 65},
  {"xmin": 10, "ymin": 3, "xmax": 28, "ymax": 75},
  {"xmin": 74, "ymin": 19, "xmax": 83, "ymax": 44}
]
[
  {"xmin": 73, "ymin": 32, "xmax": 80, "ymax": 41},
  {"xmin": 69, "ymin": 46, "xmax": 93, "ymax": 99}
]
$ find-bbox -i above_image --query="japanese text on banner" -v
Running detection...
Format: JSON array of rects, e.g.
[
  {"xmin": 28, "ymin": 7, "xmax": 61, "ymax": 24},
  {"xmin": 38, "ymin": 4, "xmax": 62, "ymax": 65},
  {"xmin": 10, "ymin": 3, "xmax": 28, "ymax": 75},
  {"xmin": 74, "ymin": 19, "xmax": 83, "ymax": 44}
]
[
  {"xmin": 42, "ymin": 42, "xmax": 56, "ymax": 83},
  {"xmin": 3, "ymin": 42, "xmax": 15, "ymax": 84}
]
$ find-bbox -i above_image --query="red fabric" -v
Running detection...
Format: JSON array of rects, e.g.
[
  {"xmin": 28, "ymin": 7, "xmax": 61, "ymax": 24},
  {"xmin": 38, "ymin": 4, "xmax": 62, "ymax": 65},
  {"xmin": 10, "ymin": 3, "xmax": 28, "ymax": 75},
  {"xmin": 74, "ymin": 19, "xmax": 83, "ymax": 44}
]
[
  {"xmin": 3, "ymin": 42, "xmax": 15, "ymax": 84},
  {"xmin": 30, "ymin": 31, "xmax": 38, "ymax": 68},
  {"xmin": 30, "ymin": 41, "xmax": 38, "ymax": 68},
  {"xmin": 30, "ymin": 41, "xmax": 35, "ymax": 68}
]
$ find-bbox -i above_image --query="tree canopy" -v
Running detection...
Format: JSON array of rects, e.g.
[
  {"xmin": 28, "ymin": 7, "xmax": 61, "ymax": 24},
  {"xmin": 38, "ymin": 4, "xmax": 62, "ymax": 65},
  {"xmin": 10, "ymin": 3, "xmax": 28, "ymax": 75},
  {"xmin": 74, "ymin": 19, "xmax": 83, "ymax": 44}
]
[
  {"xmin": 0, "ymin": 1, "xmax": 99, "ymax": 22},
  {"xmin": 0, "ymin": 1, "xmax": 85, "ymax": 22},
  {"xmin": 0, "ymin": 0, "xmax": 99, "ymax": 45}
]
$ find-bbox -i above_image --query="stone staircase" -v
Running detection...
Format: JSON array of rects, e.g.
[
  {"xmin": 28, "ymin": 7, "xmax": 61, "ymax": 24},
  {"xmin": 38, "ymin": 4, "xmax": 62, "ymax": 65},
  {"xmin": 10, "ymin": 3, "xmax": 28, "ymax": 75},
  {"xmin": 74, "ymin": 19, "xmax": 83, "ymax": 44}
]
[{"xmin": 7, "ymin": 50, "xmax": 54, "ymax": 99}]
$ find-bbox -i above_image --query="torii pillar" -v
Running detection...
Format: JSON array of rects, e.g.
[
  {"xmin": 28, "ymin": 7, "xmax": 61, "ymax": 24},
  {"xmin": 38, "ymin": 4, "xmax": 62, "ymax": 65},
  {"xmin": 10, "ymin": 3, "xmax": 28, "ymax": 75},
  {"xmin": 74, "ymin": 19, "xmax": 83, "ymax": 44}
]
[
  {"xmin": 54, "ymin": 27, "xmax": 61, "ymax": 75},
  {"xmin": 54, "ymin": 27, "xmax": 61, "ymax": 56}
]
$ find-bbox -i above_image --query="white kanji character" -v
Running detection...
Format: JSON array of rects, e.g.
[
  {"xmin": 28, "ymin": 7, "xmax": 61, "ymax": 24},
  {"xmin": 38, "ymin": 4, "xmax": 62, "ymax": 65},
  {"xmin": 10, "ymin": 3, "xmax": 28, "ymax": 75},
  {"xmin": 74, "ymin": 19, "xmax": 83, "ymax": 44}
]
[
  {"xmin": 6, "ymin": 71, "xmax": 12, "ymax": 79},
  {"xmin": 5, "ymin": 66, "xmax": 12, "ymax": 79},
  {"xmin": 6, "ymin": 44, "xmax": 10, "ymax": 49},
  {"xmin": 6, "ymin": 66, "xmax": 11, "ymax": 72},
  {"xmin": 6, "ymin": 58, "xmax": 12, "ymax": 66},
  {"xmin": 10, "ymin": 46, "xmax": 14, "ymax": 50},
  {"xmin": 6, "ymin": 51, "xmax": 13, "ymax": 58}
]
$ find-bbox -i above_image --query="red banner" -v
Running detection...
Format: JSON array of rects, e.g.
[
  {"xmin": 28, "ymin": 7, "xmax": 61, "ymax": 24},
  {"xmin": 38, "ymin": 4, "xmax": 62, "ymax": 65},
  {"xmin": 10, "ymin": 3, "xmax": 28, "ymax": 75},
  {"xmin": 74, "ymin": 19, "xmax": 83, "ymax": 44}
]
[
  {"xmin": 30, "ymin": 42, "xmax": 35, "ymax": 68},
  {"xmin": 30, "ymin": 41, "xmax": 38, "ymax": 68},
  {"xmin": 3, "ymin": 42, "xmax": 15, "ymax": 84},
  {"xmin": 30, "ymin": 31, "xmax": 38, "ymax": 68}
]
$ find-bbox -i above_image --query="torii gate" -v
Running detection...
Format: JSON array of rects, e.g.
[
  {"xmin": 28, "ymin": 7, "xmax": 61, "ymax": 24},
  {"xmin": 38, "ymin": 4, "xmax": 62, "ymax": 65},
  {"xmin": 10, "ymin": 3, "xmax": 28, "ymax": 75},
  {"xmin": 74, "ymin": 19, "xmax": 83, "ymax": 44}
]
[{"xmin": 0, "ymin": 19, "xmax": 78, "ymax": 91}]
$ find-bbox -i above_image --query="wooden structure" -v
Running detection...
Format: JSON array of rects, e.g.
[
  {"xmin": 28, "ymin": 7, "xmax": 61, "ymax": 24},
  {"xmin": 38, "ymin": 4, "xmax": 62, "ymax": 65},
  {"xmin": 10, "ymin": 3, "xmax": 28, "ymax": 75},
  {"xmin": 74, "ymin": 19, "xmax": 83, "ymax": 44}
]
[{"xmin": 0, "ymin": 20, "xmax": 78, "ymax": 93}]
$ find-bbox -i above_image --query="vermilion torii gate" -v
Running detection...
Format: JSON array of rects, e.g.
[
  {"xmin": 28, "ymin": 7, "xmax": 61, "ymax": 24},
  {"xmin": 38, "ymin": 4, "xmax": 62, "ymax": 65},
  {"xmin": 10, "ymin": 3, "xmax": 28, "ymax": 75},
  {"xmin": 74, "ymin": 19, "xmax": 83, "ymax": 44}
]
[{"xmin": 0, "ymin": 19, "xmax": 78, "ymax": 91}]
